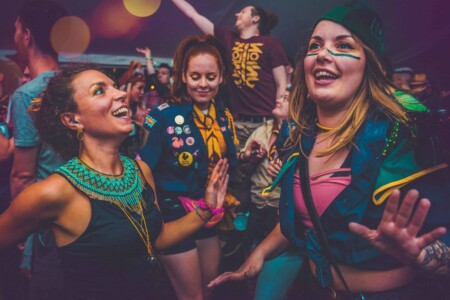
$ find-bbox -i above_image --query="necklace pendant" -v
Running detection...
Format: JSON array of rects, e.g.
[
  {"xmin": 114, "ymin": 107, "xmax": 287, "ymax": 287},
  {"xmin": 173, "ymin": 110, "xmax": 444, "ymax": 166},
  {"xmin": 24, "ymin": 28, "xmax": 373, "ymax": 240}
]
[{"xmin": 147, "ymin": 255, "xmax": 159, "ymax": 266}]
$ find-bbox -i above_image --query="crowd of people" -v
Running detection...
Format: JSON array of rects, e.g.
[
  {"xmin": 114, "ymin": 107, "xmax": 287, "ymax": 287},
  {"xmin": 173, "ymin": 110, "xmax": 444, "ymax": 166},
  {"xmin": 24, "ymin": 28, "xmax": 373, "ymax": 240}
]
[{"xmin": 0, "ymin": 0, "xmax": 449, "ymax": 299}]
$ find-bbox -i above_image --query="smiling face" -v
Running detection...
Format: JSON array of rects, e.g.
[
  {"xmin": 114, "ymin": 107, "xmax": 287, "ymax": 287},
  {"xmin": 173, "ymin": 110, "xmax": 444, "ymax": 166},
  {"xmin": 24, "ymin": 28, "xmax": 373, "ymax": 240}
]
[
  {"xmin": 182, "ymin": 53, "xmax": 222, "ymax": 110},
  {"xmin": 130, "ymin": 81, "xmax": 145, "ymax": 103},
  {"xmin": 71, "ymin": 70, "xmax": 132, "ymax": 139},
  {"xmin": 304, "ymin": 20, "xmax": 366, "ymax": 112},
  {"xmin": 235, "ymin": 6, "xmax": 255, "ymax": 32},
  {"xmin": 272, "ymin": 91, "xmax": 289, "ymax": 120}
]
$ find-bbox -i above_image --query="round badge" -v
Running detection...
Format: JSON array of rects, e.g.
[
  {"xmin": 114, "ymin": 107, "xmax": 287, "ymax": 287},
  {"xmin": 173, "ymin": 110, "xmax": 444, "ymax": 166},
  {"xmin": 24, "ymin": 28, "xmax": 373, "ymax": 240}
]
[
  {"xmin": 178, "ymin": 152, "xmax": 193, "ymax": 167},
  {"xmin": 166, "ymin": 126, "xmax": 175, "ymax": 134},
  {"xmin": 183, "ymin": 125, "xmax": 191, "ymax": 134},
  {"xmin": 175, "ymin": 115, "xmax": 184, "ymax": 125},
  {"xmin": 186, "ymin": 137, "xmax": 195, "ymax": 146},
  {"xmin": 175, "ymin": 127, "xmax": 183, "ymax": 135}
]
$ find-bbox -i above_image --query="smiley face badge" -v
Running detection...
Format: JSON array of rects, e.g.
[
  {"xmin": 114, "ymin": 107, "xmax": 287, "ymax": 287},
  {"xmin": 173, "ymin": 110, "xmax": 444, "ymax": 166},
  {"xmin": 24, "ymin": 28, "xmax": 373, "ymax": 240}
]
[{"xmin": 178, "ymin": 151, "xmax": 193, "ymax": 167}]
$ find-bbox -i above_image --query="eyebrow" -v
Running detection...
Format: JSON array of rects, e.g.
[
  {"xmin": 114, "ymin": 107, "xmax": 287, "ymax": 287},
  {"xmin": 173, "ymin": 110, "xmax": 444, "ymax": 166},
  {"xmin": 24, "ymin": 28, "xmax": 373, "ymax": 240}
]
[
  {"xmin": 88, "ymin": 81, "xmax": 107, "ymax": 89},
  {"xmin": 310, "ymin": 35, "xmax": 353, "ymax": 41}
]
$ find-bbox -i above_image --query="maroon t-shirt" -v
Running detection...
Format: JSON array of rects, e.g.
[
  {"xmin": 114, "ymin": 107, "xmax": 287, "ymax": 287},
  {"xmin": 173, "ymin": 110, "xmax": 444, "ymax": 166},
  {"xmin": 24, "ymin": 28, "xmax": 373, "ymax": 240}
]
[{"xmin": 214, "ymin": 26, "xmax": 289, "ymax": 117}]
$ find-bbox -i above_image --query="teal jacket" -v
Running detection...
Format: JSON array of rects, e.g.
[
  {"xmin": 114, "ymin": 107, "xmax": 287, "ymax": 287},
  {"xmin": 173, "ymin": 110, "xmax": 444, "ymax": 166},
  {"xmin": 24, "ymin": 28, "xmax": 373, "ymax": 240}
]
[{"xmin": 273, "ymin": 112, "xmax": 450, "ymax": 287}]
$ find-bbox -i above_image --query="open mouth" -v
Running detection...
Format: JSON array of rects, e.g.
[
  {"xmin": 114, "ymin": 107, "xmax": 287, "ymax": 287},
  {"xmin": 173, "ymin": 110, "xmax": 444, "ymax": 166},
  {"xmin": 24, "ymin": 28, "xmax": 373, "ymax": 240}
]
[
  {"xmin": 112, "ymin": 106, "xmax": 129, "ymax": 118},
  {"xmin": 314, "ymin": 70, "xmax": 339, "ymax": 80}
]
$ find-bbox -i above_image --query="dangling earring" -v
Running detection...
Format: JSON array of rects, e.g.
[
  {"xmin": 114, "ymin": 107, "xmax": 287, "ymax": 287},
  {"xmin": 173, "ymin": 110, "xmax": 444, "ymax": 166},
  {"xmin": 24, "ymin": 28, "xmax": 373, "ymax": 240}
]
[
  {"xmin": 77, "ymin": 128, "xmax": 84, "ymax": 141},
  {"xmin": 77, "ymin": 128, "xmax": 84, "ymax": 155}
]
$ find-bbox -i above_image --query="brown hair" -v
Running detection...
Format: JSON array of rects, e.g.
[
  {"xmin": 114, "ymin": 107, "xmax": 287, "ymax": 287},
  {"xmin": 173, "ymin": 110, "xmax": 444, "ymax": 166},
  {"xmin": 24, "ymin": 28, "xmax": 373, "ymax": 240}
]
[
  {"xmin": 171, "ymin": 35, "xmax": 227, "ymax": 103},
  {"xmin": 37, "ymin": 64, "xmax": 104, "ymax": 159},
  {"xmin": 251, "ymin": 6, "xmax": 278, "ymax": 35}
]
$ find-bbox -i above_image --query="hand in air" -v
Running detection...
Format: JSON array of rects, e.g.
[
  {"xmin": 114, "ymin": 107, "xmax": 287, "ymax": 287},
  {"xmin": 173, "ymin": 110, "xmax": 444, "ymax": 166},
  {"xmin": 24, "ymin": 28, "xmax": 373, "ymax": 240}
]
[
  {"xmin": 208, "ymin": 250, "xmax": 264, "ymax": 288},
  {"xmin": 349, "ymin": 189, "xmax": 446, "ymax": 266},
  {"xmin": 136, "ymin": 47, "xmax": 151, "ymax": 58},
  {"xmin": 204, "ymin": 159, "xmax": 229, "ymax": 209}
]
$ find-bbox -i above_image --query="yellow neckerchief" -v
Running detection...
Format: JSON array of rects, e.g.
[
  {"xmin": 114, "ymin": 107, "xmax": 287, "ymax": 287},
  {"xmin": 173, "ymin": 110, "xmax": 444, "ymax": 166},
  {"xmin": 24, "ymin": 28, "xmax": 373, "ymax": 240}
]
[{"xmin": 193, "ymin": 101, "xmax": 226, "ymax": 179}]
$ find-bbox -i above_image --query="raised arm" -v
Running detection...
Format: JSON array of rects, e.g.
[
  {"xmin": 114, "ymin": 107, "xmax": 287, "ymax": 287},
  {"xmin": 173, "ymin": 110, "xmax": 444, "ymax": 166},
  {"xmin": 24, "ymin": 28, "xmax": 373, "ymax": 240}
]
[
  {"xmin": 136, "ymin": 47, "xmax": 156, "ymax": 76},
  {"xmin": 137, "ymin": 159, "xmax": 228, "ymax": 250},
  {"xmin": 272, "ymin": 65, "xmax": 287, "ymax": 100},
  {"xmin": 349, "ymin": 189, "xmax": 449, "ymax": 275},
  {"xmin": 171, "ymin": 0, "xmax": 214, "ymax": 35}
]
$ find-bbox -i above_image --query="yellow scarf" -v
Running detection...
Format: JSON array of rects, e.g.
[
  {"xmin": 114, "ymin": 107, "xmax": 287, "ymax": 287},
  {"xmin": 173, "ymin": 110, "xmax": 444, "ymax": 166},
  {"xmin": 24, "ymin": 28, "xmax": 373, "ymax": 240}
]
[{"xmin": 193, "ymin": 101, "xmax": 222, "ymax": 177}]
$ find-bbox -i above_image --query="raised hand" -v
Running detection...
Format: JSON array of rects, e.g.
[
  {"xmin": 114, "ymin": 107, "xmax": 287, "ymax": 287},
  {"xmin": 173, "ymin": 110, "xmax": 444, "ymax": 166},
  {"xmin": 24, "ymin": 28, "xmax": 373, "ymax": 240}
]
[
  {"xmin": 204, "ymin": 159, "xmax": 229, "ymax": 209},
  {"xmin": 208, "ymin": 250, "xmax": 265, "ymax": 288},
  {"xmin": 136, "ymin": 47, "xmax": 151, "ymax": 58},
  {"xmin": 349, "ymin": 189, "xmax": 447, "ymax": 266}
]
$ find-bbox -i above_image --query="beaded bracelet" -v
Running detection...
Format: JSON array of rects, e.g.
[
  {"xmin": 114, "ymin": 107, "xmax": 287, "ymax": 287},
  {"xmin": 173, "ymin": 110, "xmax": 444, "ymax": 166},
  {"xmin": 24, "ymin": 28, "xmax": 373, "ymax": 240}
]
[{"xmin": 195, "ymin": 205, "xmax": 212, "ymax": 223}]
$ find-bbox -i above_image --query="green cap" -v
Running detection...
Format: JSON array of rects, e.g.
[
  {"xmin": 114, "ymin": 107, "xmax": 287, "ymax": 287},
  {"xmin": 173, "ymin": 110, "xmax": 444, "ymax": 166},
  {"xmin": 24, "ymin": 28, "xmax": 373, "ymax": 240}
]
[{"xmin": 316, "ymin": 1, "xmax": 384, "ymax": 54}]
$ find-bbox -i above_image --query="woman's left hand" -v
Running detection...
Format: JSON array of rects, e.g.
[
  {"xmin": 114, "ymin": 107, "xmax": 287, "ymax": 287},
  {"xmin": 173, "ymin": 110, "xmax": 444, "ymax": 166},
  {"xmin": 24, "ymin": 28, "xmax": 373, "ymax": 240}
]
[
  {"xmin": 349, "ymin": 189, "xmax": 447, "ymax": 266},
  {"xmin": 204, "ymin": 158, "xmax": 229, "ymax": 209}
]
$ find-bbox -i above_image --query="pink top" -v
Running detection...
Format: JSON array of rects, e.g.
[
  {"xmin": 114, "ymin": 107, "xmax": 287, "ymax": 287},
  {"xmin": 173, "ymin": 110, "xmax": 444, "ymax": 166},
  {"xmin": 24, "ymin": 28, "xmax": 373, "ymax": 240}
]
[{"xmin": 293, "ymin": 168, "xmax": 351, "ymax": 228}]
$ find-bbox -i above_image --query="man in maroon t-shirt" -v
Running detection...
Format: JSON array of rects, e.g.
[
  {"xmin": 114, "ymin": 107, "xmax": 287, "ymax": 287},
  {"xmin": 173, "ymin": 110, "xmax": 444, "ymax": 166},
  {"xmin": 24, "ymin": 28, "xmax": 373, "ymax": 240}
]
[{"xmin": 171, "ymin": 0, "xmax": 289, "ymax": 145}]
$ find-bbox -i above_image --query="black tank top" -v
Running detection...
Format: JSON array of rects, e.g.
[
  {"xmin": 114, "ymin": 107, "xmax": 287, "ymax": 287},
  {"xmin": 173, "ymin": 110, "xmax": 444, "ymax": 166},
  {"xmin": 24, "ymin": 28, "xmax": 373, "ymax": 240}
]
[{"xmin": 57, "ymin": 178, "xmax": 162, "ymax": 300}]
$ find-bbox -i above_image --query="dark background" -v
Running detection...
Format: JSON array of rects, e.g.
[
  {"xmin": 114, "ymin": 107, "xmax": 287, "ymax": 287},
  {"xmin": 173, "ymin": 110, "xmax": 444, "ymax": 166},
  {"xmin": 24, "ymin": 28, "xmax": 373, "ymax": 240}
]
[{"xmin": 1, "ymin": 0, "xmax": 449, "ymax": 89}]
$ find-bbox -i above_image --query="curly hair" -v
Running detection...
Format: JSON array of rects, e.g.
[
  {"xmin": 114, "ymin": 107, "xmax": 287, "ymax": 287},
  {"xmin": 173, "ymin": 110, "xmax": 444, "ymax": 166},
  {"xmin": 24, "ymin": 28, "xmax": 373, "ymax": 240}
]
[
  {"xmin": 171, "ymin": 35, "xmax": 228, "ymax": 103},
  {"xmin": 36, "ymin": 64, "xmax": 103, "ymax": 159}
]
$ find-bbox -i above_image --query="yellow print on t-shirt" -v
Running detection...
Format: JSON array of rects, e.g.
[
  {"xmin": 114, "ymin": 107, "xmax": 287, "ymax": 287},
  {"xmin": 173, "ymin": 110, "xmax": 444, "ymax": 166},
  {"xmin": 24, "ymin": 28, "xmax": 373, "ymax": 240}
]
[{"xmin": 231, "ymin": 42, "xmax": 263, "ymax": 88}]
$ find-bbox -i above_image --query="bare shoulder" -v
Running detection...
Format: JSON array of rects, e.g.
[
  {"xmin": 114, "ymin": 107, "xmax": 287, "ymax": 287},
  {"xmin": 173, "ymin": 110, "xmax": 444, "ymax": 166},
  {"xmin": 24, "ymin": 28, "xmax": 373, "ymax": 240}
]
[{"xmin": 15, "ymin": 173, "xmax": 76, "ymax": 209}]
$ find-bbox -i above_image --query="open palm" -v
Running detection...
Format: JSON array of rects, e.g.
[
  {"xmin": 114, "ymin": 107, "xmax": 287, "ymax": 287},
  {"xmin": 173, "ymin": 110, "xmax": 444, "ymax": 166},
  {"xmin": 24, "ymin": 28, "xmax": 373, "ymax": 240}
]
[{"xmin": 349, "ymin": 189, "xmax": 446, "ymax": 266}]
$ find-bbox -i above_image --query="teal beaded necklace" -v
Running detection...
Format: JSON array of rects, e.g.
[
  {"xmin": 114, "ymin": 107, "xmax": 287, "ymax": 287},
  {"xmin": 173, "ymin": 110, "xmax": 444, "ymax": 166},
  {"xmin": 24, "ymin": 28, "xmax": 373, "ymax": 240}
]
[{"xmin": 55, "ymin": 155, "xmax": 146, "ymax": 213}]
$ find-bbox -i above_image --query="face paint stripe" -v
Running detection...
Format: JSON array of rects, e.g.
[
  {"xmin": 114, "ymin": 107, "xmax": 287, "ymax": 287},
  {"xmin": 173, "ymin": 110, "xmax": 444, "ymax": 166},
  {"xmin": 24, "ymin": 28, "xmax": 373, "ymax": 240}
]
[
  {"xmin": 327, "ymin": 48, "xmax": 361, "ymax": 60},
  {"xmin": 306, "ymin": 49, "xmax": 361, "ymax": 60}
]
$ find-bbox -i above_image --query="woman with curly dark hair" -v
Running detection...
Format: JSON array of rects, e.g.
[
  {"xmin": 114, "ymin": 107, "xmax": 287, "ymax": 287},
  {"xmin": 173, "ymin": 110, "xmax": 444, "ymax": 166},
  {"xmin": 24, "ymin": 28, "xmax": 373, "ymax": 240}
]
[{"xmin": 0, "ymin": 64, "xmax": 229, "ymax": 299}]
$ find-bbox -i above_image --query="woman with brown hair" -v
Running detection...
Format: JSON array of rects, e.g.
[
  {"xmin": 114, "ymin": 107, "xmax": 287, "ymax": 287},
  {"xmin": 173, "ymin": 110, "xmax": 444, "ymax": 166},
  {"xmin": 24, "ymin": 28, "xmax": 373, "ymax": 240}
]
[
  {"xmin": 140, "ymin": 35, "xmax": 238, "ymax": 300},
  {"xmin": 0, "ymin": 64, "xmax": 229, "ymax": 299}
]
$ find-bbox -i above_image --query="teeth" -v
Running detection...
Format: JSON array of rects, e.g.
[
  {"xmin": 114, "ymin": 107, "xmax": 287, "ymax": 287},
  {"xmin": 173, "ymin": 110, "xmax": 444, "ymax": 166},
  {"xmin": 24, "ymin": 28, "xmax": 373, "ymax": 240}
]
[
  {"xmin": 315, "ymin": 70, "xmax": 338, "ymax": 79},
  {"xmin": 112, "ymin": 107, "xmax": 129, "ymax": 117}
]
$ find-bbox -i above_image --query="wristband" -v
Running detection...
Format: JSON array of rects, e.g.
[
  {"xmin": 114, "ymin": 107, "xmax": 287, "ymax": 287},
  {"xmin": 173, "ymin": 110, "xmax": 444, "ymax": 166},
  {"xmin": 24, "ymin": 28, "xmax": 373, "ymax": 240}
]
[
  {"xmin": 195, "ymin": 205, "xmax": 212, "ymax": 223},
  {"xmin": 197, "ymin": 198, "xmax": 224, "ymax": 215},
  {"xmin": 145, "ymin": 57, "xmax": 153, "ymax": 61}
]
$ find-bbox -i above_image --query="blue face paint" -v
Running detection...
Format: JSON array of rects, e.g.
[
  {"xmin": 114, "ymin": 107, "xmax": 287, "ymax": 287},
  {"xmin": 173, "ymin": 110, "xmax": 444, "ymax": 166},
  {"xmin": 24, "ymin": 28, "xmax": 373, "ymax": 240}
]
[{"xmin": 306, "ymin": 48, "xmax": 361, "ymax": 60}]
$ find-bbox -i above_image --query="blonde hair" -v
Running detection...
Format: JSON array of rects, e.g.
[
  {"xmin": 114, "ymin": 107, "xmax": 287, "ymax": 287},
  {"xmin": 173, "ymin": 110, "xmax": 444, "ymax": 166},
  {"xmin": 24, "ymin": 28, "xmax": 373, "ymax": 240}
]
[{"xmin": 288, "ymin": 35, "xmax": 409, "ymax": 157}]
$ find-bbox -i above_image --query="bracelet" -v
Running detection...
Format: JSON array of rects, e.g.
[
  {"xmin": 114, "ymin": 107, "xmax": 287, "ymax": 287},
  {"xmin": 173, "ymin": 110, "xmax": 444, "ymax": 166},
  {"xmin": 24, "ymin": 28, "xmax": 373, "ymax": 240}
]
[
  {"xmin": 197, "ymin": 198, "xmax": 224, "ymax": 215},
  {"xmin": 145, "ymin": 57, "xmax": 153, "ymax": 61},
  {"xmin": 195, "ymin": 205, "xmax": 212, "ymax": 223}
]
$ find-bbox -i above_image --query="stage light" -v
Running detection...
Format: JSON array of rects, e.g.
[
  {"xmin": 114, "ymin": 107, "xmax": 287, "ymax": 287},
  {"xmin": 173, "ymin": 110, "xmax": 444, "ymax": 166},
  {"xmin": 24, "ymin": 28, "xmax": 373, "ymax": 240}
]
[
  {"xmin": 51, "ymin": 16, "xmax": 90, "ymax": 58},
  {"xmin": 123, "ymin": 0, "xmax": 161, "ymax": 17}
]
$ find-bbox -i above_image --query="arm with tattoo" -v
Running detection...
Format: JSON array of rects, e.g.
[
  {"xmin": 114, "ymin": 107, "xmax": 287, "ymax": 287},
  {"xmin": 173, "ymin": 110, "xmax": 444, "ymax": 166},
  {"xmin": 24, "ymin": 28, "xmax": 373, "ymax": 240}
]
[
  {"xmin": 349, "ymin": 189, "xmax": 449, "ymax": 275},
  {"xmin": 417, "ymin": 241, "xmax": 450, "ymax": 274}
]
